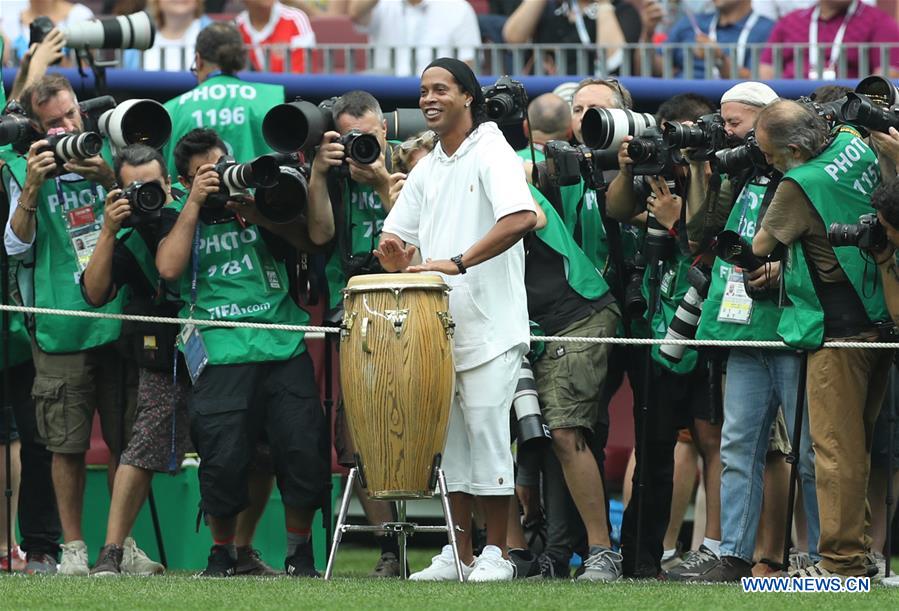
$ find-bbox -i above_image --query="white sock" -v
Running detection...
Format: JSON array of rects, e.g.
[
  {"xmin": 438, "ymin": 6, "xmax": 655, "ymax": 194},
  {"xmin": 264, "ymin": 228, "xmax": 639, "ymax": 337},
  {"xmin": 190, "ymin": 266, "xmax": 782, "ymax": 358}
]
[
  {"xmin": 661, "ymin": 548, "xmax": 678, "ymax": 561},
  {"xmin": 703, "ymin": 538, "xmax": 721, "ymax": 557}
]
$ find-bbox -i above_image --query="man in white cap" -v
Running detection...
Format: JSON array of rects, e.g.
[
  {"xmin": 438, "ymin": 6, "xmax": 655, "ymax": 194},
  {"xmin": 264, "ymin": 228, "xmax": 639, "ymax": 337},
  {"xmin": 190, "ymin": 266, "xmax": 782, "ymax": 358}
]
[{"xmin": 686, "ymin": 82, "xmax": 820, "ymax": 582}]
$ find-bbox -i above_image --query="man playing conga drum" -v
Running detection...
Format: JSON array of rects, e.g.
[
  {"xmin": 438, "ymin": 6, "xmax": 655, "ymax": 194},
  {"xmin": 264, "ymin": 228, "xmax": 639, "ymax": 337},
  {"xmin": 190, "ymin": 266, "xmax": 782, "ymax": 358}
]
[{"xmin": 375, "ymin": 58, "xmax": 538, "ymax": 582}]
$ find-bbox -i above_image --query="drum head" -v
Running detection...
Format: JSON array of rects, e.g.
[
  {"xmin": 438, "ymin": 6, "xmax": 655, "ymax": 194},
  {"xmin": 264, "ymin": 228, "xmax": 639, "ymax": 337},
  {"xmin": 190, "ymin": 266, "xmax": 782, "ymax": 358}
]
[{"xmin": 344, "ymin": 273, "xmax": 448, "ymax": 294}]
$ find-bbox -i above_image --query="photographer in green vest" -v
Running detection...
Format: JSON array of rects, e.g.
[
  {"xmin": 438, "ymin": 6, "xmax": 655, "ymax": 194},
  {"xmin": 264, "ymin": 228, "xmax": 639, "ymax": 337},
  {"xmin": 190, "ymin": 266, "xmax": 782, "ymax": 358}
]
[
  {"xmin": 155, "ymin": 128, "xmax": 333, "ymax": 578},
  {"xmin": 3, "ymin": 74, "xmax": 144, "ymax": 576},
  {"xmin": 308, "ymin": 89, "xmax": 405, "ymax": 577},
  {"xmin": 523, "ymin": 187, "xmax": 621, "ymax": 581},
  {"xmin": 752, "ymin": 100, "xmax": 893, "ymax": 579},
  {"xmin": 606, "ymin": 93, "xmax": 725, "ymax": 579},
  {"xmin": 688, "ymin": 83, "xmax": 820, "ymax": 583},
  {"xmin": 162, "ymin": 22, "xmax": 284, "ymax": 184}
]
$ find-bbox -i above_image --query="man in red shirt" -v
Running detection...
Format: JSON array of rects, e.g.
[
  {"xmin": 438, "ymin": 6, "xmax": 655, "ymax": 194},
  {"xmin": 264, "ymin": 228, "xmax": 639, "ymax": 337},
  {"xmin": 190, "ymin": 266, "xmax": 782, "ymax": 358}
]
[
  {"xmin": 759, "ymin": 0, "xmax": 899, "ymax": 79},
  {"xmin": 236, "ymin": 0, "xmax": 317, "ymax": 73}
]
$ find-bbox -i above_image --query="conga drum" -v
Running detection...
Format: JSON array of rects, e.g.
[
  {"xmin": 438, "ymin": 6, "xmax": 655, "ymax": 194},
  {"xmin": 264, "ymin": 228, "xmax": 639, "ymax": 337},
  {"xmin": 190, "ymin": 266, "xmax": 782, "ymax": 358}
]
[{"xmin": 340, "ymin": 273, "xmax": 455, "ymax": 499}]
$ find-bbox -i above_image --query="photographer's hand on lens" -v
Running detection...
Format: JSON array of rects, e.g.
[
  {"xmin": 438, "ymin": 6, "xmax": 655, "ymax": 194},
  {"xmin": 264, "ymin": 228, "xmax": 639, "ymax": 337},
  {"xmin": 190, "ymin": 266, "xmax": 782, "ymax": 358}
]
[
  {"xmin": 647, "ymin": 176, "xmax": 682, "ymax": 229},
  {"xmin": 225, "ymin": 194, "xmax": 267, "ymax": 227},
  {"xmin": 187, "ymin": 163, "xmax": 221, "ymax": 208},
  {"xmin": 870, "ymin": 127, "xmax": 899, "ymax": 167},
  {"xmin": 388, "ymin": 172, "xmax": 407, "ymax": 207},
  {"xmin": 618, "ymin": 136, "xmax": 634, "ymax": 173},
  {"xmin": 101, "ymin": 190, "xmax": 131, "ymax": 235},
  {"xmin": 311, "ymin": 131, "xmax": 345, "ymax": 176},
  {"xmin": 373, "ymin": 236, "xmax": 417, "ymax": 272},
  {"xmin": 25, "ymin": 139, "xmax": 58, "ymax": 189},
  {"xmin": 64, "ymin": 156, "xmax": 116, "ymax": 190},
  {"xmin": 746, "ymin": 261, "xmax": 781, "ymax": 289}
]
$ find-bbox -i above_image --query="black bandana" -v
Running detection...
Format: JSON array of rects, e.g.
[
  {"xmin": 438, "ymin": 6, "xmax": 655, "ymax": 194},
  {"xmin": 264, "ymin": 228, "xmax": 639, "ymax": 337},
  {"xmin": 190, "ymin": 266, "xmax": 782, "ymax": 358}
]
[{"xmin": 423, "ymin": 57, "xmax": 485, "ymax": 108}]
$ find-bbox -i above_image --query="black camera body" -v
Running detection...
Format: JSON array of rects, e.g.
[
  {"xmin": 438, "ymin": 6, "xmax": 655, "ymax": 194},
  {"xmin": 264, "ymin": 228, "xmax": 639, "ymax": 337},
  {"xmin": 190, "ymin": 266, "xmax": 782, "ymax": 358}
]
[
  {"xmin": 664, "ymin": 113, "xmax": 727, "ymax": 161},
  {"xmin": 0, "ymin": 103, "xmax": 40, "ymax": 153},
  {"xmin": 828, "ymin": 212, "xmax": 888, "ymax": 252},
  {"xmin": 543, "ymin": 140, "xmax": 619, "ymax": 190},
  {"xmin": 121, "ymin": 181, "xmax": 166, "ymax": 228},
  {"xmin": 624, "ymin": 252, "xmax": 647, "ymax": 318},
  {"xmin": 715, "ymin": 131, "xmax": 769, "ymax": 176},
  {"xmin": 628, "ymin": 127, "xmax": 676, "ymax": 177},
  {"xmin": 203, "ymin": 155, "xmax": 280, "ymax": 224},
  {"xmin": 482, "ymin": 76, "xmax": 528, "ymax": 125},
  {"xmin": 29, "ymin": 16, "xmax": 55, "ymax": 47},
  {"xmin": 329, "ymin": 130, "xmax": 382, "ymax": 179},
  {"xmin": 841, "ymin": 93, "xmax": 899, "ymax": 135}
]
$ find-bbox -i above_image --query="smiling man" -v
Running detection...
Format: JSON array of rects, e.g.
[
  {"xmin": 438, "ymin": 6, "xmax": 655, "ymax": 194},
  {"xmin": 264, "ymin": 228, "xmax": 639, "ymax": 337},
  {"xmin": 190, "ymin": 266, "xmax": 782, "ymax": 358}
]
[{"xmin": 375, "ymin": 57, "xmax": 537, "ymax": 582}]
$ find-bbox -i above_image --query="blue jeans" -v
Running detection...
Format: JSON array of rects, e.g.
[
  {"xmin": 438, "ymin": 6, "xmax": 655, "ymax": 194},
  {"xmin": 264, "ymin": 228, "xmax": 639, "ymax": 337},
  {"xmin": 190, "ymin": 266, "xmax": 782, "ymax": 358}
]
[{"xmin": 719, "ymin": 349, "xmax": 820, "ymax": 562}]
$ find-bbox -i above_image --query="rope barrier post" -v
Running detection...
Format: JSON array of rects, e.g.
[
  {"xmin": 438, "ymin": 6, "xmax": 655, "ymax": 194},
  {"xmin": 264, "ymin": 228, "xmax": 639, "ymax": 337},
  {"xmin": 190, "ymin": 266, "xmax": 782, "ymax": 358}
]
[
  {"xmin": 782, "ymin": 350, "xmax": 808, "ymax": 572},
  {"xmin": 321, "ymin": 312, "xmax": 341, "ymax": 563}
]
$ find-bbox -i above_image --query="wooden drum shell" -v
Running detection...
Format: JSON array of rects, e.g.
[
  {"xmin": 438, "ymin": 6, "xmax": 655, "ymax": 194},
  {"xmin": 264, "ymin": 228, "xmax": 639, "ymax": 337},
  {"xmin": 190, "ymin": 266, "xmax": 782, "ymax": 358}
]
[{"xmin": 340, "ymin": 273, "xmax": 455, "ymax": 499}]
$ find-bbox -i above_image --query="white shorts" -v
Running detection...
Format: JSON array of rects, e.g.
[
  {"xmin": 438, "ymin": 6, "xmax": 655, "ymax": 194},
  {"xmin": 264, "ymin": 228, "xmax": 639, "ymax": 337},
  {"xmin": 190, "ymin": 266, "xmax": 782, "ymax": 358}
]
[{"xmin": 442, "ymin": 346, "xmax": 523, "ymax": 496}]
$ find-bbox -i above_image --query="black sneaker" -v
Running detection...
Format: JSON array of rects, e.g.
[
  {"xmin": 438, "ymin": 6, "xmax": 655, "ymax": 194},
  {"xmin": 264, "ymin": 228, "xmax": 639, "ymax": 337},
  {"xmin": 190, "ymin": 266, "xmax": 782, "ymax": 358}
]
[
  {"xmin": 689, "ymin": 556, "xmax": 752, "ymax": 583},
  {"xmin": 666, "ymin": 545, "xmax": 718, "ymax": 581},
  {"xmin": 285, "ymin": 541, "xmax": 320, "ymax": 578},
  {"xmin": 527, "ymin": 552, "xmax": 568, "ymax": 579},
  {"xmin": 90, "ymin": 544, "xmax": 124, "ymax": 577},
  {"xmin": 199, "ymin": 545, "xmax": 236, "ymax": 577},
  {"xmin": 509, "ymin": 549, "xmax": 539, "ymax": 578}
]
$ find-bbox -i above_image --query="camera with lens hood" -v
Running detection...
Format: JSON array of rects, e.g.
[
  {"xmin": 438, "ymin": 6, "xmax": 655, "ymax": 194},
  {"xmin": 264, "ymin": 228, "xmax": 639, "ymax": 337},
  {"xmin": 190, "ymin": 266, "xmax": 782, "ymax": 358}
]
[
  {"xmin": 714, "ymin": 131, "xmax": 769, "ymax": 176},
  {"xmin": 30, "ymin": 11, "xmax": 155, "ymax": 52},
  {"xmin": 663, "ymin": 113, "xmax": 727, "ymax": 161},
  {"xmin": 828, "ymin": 213, "xmax": 888, "ymax": 252},
  {"xmin": 543, "ymin": 140, "xmax": 620, "ymax": 190}
]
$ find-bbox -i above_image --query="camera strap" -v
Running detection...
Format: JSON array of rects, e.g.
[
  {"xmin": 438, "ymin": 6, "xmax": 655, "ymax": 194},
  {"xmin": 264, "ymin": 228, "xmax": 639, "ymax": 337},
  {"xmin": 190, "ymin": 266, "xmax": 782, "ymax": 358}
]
[
  {"xmin": 809, "ymin": 0, "xmax": 859, "ymax": 77},
  {"xmin": 56, "ymin": 176, "xmax": 105, "ymax": 280},
  {"xmin": 708, "ymin": 11, "xmax": 760, "ymax": 72},
  {"xmin": 190, "ymin": 224, "xmax": 200, "ymax": 314}
]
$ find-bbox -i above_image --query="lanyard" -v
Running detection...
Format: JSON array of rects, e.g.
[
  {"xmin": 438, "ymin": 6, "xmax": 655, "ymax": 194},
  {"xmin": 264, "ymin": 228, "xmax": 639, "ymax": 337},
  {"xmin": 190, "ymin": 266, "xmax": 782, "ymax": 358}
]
[
  {"xmin": 189, "ymin": 224, "xmax": 200, "ymax": 314},
  {"xmin": 55, "ymin": 176, "xmax": 103, "ymax": 219},
  {"xmin": 809, "ymin": 0, "xmax": 859, "ymax": 74},
  {"xmin": 571, "ymin": 1, "xmax": 592, "ymax": 46},
  {"xmin": 708, "ymin": 11, "xmax": 760, "ymax": 69}
]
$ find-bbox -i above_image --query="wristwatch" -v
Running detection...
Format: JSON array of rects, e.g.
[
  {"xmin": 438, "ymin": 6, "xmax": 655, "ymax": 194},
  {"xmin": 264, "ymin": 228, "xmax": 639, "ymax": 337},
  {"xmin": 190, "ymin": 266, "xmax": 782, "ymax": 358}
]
[{"xmin": 451, "ymin": 254, "xmax": 467, "ymax": 275}]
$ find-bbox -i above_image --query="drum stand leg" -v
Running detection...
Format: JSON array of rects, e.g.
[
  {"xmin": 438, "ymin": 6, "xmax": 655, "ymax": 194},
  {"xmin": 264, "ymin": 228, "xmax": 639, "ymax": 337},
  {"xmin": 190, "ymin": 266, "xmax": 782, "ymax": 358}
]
[
  {"xmin": 437, "ymin": 469, "xmax": 465, "ymax": 583},
  {"xmin": 397, "ymin": 500, "xmax": 408, "ymax": 580},
  {"xmin": 324, "ymin": 467, "xmax": 357, "ymax": 580}
]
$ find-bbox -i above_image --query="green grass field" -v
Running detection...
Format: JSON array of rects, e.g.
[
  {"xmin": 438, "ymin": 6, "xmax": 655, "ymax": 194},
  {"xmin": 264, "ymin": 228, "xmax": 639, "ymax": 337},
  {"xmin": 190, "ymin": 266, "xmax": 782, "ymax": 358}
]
[{"xmin": 1, "ymin": 547, "xmax": 897, "ymax": 610}]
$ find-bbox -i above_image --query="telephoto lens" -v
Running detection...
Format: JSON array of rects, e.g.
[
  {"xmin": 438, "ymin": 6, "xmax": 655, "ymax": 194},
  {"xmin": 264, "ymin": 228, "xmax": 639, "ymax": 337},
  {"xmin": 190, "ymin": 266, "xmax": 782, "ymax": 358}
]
[
  {"xmin": 0, "ymin": 112, "xmax": 39, "ymax": 148},
  {"xmin": 256, "ymin": 166, "xmax": 309, "ymax": 224},
  {"xmin": 827, "ymin": 213, "xmax": 887, "ymax": 251},
  {"xmin": 643, "ymin": 211, "xmax": 675, "ymax": 263},
  {"xmin": 46, "ymin": 132, "xmax": 103, "ymax": 162},
  {"xmin": 512, "ymin": 358, "xmax": 552, "ymax": 449},
  {"xmin": 659, "ymin": 266, "xmax": 711, "ymax": 363},
  {"xmin": 581, "ymin": 107, "xmax": 657, "ymax": 150}
]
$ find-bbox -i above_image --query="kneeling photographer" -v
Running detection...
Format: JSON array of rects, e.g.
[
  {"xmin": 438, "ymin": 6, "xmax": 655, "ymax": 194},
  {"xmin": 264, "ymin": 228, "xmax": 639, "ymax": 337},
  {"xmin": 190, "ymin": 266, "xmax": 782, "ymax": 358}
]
[
  {"xmin": 604, "ymin": 94, "xmax": 725, "ymax": 580},
  {"xmin": 155, "ymin": 128, "xmax": 332, "ymax": 578},
  {"xmin": 751, "ymin": 101, "xmax": 892, "ymax": 579},
  {"xmin": 687, "ymin": 83, "xmax": 820, "ymax": 582}
]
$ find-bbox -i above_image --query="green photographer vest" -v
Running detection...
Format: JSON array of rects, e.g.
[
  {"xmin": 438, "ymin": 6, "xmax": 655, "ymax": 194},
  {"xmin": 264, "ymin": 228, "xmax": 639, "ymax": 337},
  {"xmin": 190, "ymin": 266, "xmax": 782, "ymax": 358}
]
[
  {"xmin": 163, "ymin": 75, "xmax": 284, "ymax": 182},
  {"xmin": 642, "ymin": 249, "xmax": 697, "ymax": 375},
  {"xmin": 32, "ymin": 171, "xmax": 126, "ymax": 353},
  {"xmin": 325, "ymin": 143, "xmax": 400, "ymax": 310},
  {"xmin": 532, "ymin": 185, "xmax": 611, "ymax": 301},
  {"xmin": 777, "ymin": 127, "xmax": 889, "ymax": 349},
  {"xmin": 697, "ymin": 178, "xmax": 784, "ymax": 343},
  {"xmin": 172, "ymin": 199, "xmax": 308, "ymax": 365},
  {"xmin": 1, "ymin": 151, "xmax": 32, "ymax": 367}
]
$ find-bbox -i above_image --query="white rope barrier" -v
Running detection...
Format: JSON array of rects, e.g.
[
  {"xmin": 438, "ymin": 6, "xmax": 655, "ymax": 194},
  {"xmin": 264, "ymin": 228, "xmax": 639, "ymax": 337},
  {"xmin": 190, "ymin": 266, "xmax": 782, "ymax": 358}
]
[{"xmin": 2, "ymin": 303, "xmax": 898, "ymax": 349}]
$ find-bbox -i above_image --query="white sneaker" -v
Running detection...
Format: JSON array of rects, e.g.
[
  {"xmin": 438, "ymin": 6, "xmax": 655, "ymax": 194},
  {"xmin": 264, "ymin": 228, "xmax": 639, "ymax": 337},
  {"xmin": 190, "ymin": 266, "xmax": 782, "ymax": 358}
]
[
  {"xmin": 122, "ymin": 537, "xmax": 165, "ymax": 576},
  {"xmin": 408, "ymin": 545, "xmax": 473, "ymax": 581},
  {"xmin": 59, "ymin": 540, "xmax": 90, "ymax": 576},
  {"xmin": 468, "ymin": 545, "xmax": 515, "ymax": 582}
]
